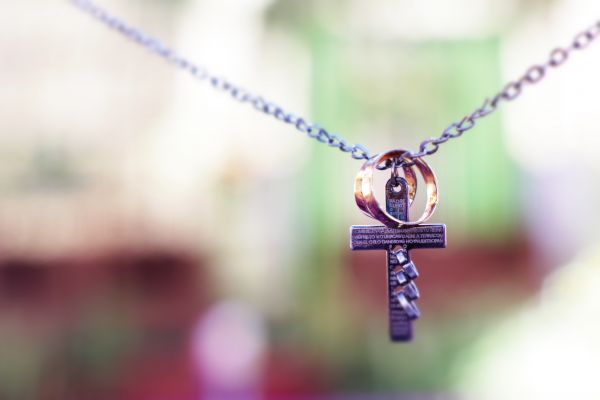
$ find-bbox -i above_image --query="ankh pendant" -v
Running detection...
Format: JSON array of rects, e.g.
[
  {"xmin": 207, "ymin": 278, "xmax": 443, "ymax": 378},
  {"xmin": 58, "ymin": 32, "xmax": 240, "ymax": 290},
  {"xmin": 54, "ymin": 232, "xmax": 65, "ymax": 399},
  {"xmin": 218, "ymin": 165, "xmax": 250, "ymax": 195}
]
[{"xmin": 350, "ymin": 149, "xmax": 447, "ymax": 342}]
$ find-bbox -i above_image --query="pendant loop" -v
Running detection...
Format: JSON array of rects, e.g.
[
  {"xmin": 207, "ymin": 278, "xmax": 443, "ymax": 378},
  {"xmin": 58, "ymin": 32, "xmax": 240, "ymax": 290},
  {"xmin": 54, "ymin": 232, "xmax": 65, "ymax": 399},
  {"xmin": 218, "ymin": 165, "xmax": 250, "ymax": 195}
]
[
  {"xmin": 354, "ymin": 149, "xmax": 439, "ymax": 228},
  {"xmin": 355, "ymin": 152, "xmax": 417, "ymax": 219}
]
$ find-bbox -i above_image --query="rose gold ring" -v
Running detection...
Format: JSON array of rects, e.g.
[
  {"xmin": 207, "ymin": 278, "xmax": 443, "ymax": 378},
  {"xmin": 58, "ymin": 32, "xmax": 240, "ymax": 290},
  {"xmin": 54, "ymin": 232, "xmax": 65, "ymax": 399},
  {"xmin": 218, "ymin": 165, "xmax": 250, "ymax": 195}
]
[{"xmin": 354, "ymin": 149, "xmax": 439, "ymax": 228}]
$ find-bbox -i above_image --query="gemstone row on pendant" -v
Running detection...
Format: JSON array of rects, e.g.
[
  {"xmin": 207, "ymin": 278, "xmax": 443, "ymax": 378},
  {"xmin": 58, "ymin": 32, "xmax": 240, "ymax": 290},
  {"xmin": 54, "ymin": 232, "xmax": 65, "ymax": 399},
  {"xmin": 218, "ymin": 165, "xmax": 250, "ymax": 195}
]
[{"xmin": 392, "ymin": 249, "xmax": 421, "ymax": 320}]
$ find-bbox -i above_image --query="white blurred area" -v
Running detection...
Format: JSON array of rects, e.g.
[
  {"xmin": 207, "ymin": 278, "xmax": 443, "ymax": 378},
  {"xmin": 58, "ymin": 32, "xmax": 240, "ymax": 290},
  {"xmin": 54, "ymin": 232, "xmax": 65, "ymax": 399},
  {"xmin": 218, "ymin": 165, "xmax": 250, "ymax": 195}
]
[
  {"xmin": 345, "ymin": 0, "xmax": 519, "ymax": 40},
  {"xmin": 0, "ymin": 0, "xmax": 311, "ymax": 305},
  {"xmin": 148, "ymin": 0, "xmax": 311, "ymax": 303}
]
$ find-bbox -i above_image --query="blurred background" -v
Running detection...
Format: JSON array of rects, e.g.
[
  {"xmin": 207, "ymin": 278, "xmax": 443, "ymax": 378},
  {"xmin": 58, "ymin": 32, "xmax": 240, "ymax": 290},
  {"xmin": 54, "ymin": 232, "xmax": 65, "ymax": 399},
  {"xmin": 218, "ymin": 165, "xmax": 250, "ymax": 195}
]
[{"xmin": 1, "ymin": 0, "xmax": 600, "ymax": 399}]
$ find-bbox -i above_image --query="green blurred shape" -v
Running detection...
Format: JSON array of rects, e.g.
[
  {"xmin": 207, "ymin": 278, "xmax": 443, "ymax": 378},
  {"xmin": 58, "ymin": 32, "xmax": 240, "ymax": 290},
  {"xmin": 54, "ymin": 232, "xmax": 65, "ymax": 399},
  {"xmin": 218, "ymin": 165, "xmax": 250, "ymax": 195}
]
[
  {"xmin": 268, "ymin": 0, "xmax": 521, "ymax": 392},
  {"xmin": 0, "ymin": 324, "xmax": 45, "ymax": 400}
]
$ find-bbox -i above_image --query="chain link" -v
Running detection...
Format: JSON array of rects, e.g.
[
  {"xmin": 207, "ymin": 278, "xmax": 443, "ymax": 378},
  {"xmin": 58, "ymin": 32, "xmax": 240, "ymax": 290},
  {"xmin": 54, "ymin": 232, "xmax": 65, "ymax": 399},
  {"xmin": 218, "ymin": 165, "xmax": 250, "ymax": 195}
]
[{"xmin": 72, "ymin": 0, "xmax": 599, "ymax": 166}]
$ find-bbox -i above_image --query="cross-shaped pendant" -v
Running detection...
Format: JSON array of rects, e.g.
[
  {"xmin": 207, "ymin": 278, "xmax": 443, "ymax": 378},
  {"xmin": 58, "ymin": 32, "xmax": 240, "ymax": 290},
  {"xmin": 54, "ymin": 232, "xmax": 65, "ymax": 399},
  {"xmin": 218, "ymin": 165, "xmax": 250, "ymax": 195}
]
[{"xmin": 350, "ymin": 177, "xmax": 446, "ymax": 341}]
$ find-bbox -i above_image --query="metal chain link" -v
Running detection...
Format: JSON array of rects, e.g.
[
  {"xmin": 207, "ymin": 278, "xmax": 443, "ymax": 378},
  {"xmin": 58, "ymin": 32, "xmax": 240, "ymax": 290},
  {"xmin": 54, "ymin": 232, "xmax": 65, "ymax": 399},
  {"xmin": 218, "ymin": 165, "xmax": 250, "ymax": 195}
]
[{"xmin": 71, "ymin": 0, "xmax": 599, "ymax": 165}]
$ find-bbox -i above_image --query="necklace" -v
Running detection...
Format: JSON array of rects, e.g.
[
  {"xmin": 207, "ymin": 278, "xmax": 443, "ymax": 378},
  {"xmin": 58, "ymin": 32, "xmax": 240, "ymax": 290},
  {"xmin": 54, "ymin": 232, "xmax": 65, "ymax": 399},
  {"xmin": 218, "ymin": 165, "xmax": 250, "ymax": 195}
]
[{"xmin": 72, "ymin": 0, "xmax": 600, "ymax": 342}]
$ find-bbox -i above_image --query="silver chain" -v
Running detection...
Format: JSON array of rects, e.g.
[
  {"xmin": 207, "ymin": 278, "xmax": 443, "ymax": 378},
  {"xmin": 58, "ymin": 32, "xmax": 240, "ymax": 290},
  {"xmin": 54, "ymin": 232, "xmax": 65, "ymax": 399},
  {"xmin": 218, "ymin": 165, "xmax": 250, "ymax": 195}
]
[
  {"xmin": 72, "ymin": 0, "xmax": 599, "ymax": 166},
  {"xmin": 397, "ymin": 20, "xmax": 600, "ymax": 168}
]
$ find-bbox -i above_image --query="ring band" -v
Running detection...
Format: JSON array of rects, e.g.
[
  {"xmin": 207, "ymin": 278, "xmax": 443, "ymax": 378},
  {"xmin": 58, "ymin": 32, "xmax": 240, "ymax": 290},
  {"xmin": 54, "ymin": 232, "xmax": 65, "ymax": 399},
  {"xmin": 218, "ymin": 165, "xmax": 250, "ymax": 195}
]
[
  {"xmin": 354, "ymin": 152, "xmax": 417, "ymax": 219},
  {"xmin": 354, "ymin": 149, "xmax": 439, "ymax": 228}
]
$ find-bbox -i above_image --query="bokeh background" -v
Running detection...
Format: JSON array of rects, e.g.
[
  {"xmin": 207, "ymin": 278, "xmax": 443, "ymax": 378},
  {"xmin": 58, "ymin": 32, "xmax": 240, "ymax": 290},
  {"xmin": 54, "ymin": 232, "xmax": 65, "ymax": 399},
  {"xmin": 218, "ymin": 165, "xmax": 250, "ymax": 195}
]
[{"xmin": 2, "ymin": 0, "xmax": 600, "ymax": 399}]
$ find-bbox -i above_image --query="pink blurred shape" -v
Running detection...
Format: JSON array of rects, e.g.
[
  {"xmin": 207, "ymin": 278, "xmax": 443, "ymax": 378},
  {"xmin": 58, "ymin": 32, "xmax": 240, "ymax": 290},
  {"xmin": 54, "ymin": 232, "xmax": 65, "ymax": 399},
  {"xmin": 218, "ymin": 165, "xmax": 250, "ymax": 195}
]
[{"xmin": 191, "ymin": 300, "xmax": 267, "ymax": 400}]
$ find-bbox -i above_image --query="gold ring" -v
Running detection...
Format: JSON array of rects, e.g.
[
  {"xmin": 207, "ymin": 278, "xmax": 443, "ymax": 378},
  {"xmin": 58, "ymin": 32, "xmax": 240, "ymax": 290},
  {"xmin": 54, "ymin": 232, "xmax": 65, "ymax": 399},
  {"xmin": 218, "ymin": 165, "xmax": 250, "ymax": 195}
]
[
  {"xmin": 354, "ymin": 151, "xmax": 417, "ymax": 218},
  {"xmin": 354, "ymin": 149, "xmax": 439, "ymax": 228}
]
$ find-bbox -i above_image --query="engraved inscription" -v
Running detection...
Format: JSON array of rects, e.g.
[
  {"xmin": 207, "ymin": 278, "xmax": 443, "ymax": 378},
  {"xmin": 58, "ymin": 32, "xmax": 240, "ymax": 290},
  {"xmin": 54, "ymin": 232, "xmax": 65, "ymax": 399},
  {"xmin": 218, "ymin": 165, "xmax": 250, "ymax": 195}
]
[
  {"xmin": 350, "ymin": 225, "xmax": 447, "ymax": 250},
  {"xmin": 386, "ymin": 198, "xmax": 407, "ymax": 221}
]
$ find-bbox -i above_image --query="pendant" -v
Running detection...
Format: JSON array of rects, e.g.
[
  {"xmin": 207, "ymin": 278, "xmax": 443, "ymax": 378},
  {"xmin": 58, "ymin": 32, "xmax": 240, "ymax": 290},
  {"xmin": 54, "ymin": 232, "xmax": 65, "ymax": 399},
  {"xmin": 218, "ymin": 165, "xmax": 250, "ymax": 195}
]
[{"xmin": 350, "ymin": 149, "xmax": 447, "ymax": 342}]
